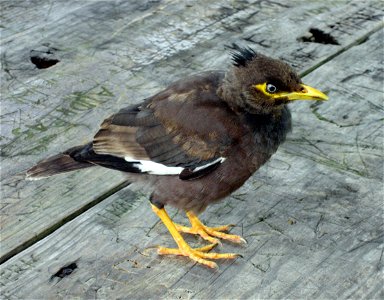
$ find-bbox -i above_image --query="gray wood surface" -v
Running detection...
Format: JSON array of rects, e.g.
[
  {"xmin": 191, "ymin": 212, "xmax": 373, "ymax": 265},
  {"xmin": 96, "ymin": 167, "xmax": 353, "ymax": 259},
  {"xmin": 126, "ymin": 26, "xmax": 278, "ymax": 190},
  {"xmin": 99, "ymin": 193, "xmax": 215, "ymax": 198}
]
[{"xmin": 1, "ymin": 0, "xmax": 383, "ymax": 299}]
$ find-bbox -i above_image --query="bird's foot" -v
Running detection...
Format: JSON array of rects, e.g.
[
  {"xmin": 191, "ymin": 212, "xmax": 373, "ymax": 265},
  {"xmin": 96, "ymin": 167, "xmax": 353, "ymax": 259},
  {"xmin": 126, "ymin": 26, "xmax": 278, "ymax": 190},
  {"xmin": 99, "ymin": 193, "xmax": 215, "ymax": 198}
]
[
  {"xmin": 151, "ymin": 204, "xmax": 242, "ymax": 268},
  {"xmin": 175, "ymin": 211, "xmax": 247, "ymax": 245},
  {"xmin": 157, "ymin": 243, "xmax": 241, "ymax": 269}
]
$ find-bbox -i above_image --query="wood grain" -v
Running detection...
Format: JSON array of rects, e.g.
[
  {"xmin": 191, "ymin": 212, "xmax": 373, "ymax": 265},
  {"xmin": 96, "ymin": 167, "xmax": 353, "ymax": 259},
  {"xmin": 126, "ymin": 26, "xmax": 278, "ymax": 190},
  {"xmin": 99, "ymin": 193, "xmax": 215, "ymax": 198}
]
[{"xmin": 1, "ymin": 0, "xmax": 383, "ymax": 298}]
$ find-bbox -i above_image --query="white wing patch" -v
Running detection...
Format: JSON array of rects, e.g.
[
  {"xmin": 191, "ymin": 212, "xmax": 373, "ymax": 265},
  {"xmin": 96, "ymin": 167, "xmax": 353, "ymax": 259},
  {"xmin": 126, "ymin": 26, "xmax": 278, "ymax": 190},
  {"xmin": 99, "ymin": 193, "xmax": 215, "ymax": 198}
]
[
  {"xmin": 133, "ymin": 159, "xmax": 183, "ymax": 175},
  {"xmin": 193, "ymin": 157, "xmax": 226, "ymax": 171},
  {"xmin": 125, "ymin": 157, "xmax": 226, "ymax": 175}
]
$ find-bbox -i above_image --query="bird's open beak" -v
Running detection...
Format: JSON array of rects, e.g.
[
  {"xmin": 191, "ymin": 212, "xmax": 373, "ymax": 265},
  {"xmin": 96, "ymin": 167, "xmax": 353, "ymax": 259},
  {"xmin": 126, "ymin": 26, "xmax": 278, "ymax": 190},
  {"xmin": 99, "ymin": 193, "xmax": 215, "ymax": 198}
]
[{"xmin": 281, "ymin": 84, "xmax": 328, "ymax": 101}]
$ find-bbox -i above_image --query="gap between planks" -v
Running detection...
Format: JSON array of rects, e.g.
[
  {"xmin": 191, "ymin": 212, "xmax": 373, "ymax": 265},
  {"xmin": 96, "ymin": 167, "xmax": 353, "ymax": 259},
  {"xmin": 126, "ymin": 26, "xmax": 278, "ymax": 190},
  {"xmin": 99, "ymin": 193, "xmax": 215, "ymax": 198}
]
[
  {"xmin": 0, "ymin": 181, "xmax": 130, "ymax": 264},
  {"xmin": 300, "ymin": 22, "xmax": 383, "ymax": 77},
  {"xmin": 1, "ymin": 22, "xmax": 382, "ymax": 266}
]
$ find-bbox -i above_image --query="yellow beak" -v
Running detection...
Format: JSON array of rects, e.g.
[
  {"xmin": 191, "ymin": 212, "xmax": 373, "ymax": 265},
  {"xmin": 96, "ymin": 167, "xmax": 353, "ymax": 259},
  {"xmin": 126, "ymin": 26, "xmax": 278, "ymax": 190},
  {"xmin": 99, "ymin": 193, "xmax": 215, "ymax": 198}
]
[{"xmin": 282, "ymin": 84, "xmax": 328, "ymax": 101}]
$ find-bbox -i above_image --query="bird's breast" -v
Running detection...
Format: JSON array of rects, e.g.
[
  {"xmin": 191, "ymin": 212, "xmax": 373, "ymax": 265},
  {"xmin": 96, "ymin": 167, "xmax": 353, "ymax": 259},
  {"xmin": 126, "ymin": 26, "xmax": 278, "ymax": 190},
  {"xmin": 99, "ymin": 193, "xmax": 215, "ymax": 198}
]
[{"xmin": 244, "ymin": 106, "xmax": 292, "ymax": 155}]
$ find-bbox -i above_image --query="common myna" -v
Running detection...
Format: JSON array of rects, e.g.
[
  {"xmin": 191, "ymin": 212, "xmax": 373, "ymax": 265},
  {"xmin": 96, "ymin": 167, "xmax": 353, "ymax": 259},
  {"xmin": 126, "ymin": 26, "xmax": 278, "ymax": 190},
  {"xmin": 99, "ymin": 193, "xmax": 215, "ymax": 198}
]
[{"xmin": 27, "ymin": 47, "xmax": 328, "ymax": 268}]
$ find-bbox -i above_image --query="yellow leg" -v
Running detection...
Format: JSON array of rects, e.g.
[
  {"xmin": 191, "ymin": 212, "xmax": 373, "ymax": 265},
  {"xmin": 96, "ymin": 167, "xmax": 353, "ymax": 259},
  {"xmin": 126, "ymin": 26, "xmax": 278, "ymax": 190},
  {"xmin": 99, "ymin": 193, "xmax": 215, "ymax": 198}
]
[
  {"xmin": 175, "ymin": 210, "xmax": 247, "ymax": 245},
  {"xmin": 151, "ymin": 205, "xmax": 240, "ymax": 269}
]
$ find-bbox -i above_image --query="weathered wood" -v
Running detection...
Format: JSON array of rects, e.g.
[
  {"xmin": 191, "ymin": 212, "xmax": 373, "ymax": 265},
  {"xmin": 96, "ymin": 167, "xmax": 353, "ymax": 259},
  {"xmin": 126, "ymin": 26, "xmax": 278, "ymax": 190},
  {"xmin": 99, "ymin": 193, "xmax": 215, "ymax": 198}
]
[
  {"xmin": 1, "ymin": 0, "xmax": 382, "ymax": 264},
  {"xmin": 1, "ymin": 27, "xmax": 383, "ymax": 297},
  {"xmin": 1, "ymin": 0, "xmax": 383, "ymax": 298}
]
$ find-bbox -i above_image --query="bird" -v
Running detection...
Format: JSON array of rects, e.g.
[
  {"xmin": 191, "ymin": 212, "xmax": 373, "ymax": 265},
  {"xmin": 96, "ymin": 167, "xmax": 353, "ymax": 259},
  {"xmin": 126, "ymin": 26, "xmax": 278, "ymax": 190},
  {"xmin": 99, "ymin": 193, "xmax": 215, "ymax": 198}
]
[{"xmin": 26, "ymin": 46, "xmax": 328, "ymax": 268}]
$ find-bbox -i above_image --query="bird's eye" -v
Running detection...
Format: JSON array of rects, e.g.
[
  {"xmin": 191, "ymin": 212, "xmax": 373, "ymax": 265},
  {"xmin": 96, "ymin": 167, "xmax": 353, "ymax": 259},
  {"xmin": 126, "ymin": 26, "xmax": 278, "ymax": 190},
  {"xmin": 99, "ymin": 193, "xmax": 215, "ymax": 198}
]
[{"xmin": 266, "ymin": 83, "xmax": 277, "ymax": 93}]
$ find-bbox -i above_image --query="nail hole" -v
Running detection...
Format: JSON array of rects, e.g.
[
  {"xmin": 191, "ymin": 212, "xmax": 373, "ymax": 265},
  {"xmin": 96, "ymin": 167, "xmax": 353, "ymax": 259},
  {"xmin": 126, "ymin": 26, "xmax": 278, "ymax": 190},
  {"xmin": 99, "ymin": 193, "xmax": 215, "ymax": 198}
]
[
  {"xmin": 30, "ymin": 46, "xmax": 60, "ymax": 69},
  {"xmin": 298, "ymin": 28, "xmax": 339, "ymax": 45},
  {"xmin": 50, "ymin": 262, "xmax": 77, "ymax": 282}
]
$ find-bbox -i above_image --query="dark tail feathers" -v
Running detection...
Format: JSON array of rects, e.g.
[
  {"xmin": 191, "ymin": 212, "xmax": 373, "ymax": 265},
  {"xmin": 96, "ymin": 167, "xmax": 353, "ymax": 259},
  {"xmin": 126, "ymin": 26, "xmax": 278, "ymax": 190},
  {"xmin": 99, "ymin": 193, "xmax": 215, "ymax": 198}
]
[
  {"xmin": 26, "ymin": 144, "xmax": 94, "ymax": 180},
  {"xmin": 26, "ymin": 142, "xmax": 142, "ymax": 180}
]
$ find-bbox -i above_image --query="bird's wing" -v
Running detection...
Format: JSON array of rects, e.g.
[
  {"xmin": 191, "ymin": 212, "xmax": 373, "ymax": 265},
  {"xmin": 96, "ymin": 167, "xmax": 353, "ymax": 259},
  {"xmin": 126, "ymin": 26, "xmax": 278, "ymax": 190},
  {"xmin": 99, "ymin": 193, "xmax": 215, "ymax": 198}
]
[{"xmin": 92, "ymin": 73, "xmax": 244, "ymax": 179}]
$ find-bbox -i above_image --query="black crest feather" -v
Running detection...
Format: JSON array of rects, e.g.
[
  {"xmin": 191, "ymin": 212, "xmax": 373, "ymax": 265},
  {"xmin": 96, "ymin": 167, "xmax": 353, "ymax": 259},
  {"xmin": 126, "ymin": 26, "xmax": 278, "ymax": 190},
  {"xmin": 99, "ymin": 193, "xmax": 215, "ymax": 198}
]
[{"xmin": 231, "ymin": 45, "xmax": 257, "ymax": 67}]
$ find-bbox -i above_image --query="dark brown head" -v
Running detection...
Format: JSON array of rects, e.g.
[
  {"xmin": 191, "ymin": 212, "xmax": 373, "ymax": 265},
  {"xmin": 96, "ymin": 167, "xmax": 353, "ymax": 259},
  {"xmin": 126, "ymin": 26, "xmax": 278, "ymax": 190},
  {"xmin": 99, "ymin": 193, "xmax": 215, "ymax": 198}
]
[{"xmin": 219, "ymin": 47, "xmax": 328, "ymax": 114}]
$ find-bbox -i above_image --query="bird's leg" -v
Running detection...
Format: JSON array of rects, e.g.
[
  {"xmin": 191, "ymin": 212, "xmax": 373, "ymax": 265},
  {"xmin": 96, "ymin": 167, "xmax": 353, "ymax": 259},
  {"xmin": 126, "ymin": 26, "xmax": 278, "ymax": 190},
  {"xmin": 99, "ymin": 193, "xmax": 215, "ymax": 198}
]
[
  {"xmin": 175, "ymin": 210, "xmax": 246, "ymax": 245},
  {"xmin": 151, "ymin": 204, "xmax": 240, "ymax": 269}
]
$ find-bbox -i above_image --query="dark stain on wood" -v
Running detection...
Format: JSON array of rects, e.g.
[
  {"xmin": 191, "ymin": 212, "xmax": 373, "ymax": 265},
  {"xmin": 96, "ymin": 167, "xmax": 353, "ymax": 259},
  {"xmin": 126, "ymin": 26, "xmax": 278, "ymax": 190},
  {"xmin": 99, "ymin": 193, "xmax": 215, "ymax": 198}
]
[
  {"xmin": 50, "ymin": 262, "xmax": 78, "ymax": 282},
  {"xmin": 30, "ymin": 46, "xmax": 60, "ymax": 69},
  {"xmin": 299, "ymin": 28, "xmax": 340, "ymax": 45}
]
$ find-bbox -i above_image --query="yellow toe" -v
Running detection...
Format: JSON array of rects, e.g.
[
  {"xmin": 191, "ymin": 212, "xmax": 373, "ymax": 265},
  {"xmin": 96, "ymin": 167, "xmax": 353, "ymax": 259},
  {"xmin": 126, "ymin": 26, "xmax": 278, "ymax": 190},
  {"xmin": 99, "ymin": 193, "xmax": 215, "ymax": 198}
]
[
  {"xmin": 180, "ymin": 210, "xmax": 246, "ymax": 244},
  {"xmin": 152, "ymin": 205, "xmax": 241, "ymax": 268}
]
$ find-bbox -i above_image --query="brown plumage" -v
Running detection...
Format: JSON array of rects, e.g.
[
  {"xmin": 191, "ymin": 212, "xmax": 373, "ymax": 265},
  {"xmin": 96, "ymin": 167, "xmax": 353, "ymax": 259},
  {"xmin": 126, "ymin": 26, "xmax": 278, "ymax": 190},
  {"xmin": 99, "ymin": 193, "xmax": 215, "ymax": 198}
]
[{"xmin": 27, "ymin": 47, "xmax": 328, "ymax": 268}]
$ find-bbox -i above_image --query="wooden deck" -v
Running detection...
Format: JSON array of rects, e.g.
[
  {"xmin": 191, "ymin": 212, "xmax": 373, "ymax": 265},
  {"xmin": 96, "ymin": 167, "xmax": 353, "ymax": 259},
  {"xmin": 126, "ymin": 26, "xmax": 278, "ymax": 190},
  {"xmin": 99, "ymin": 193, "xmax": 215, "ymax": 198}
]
[{"xmin": 1, "ymin": 0, "xmax": 383, "ymax": 299}]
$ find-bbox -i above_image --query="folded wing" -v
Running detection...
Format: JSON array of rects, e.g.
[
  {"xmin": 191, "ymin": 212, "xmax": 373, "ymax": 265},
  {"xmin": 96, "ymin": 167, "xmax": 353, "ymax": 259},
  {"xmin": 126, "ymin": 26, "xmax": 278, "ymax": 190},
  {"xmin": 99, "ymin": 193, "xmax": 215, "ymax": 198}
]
[{"xmin": 91, "ymin": 72, "xmax": 243, "ymax": 180}]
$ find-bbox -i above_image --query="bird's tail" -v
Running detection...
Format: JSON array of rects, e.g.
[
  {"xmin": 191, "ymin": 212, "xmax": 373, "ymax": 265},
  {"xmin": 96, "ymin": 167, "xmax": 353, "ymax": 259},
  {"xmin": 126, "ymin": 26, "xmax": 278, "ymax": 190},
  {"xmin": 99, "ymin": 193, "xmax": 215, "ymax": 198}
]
[{"xmin": 26, "ymin": 144, "xmax": 94, "ymax": 180}]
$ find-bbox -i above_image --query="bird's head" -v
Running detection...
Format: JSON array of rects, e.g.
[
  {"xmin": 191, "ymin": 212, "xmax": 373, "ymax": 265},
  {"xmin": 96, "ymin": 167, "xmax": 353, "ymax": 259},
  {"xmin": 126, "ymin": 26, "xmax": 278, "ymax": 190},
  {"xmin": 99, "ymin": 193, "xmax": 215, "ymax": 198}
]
[{"xmin": 219, "ymin": 47, "xmax": 328, "ymax": 114}]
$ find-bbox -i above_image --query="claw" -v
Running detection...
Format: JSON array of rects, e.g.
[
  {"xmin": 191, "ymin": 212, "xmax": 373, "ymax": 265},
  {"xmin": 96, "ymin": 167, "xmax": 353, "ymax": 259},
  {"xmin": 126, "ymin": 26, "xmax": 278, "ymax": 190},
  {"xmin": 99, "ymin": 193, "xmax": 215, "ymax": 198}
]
[
  {"xmin": 151, "ymin": 204, "xmax": 242, "ymax": 268},
  {"xmin": 157, "ymin": 243, "xmax": 239, "ymax": 269}
]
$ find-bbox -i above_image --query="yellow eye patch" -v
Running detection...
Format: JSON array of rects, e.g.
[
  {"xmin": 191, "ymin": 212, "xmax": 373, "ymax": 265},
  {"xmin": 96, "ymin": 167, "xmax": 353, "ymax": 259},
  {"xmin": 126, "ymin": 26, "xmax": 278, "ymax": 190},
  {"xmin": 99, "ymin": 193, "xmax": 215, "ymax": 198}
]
[
  {"xmin": 253, "ymin": 83, "xmax": 281, "ymax": 98},
  {"xmin": 253, "ymin": 82, "xmax": 328, "ymax": 101}
]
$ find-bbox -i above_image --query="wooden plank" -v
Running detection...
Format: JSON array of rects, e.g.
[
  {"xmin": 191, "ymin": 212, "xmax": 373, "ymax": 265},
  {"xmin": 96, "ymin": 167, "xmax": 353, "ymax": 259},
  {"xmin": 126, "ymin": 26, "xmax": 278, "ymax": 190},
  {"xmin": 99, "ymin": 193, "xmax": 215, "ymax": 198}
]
[
  {"xmin": 1, "ymin": 3, "xmax": 383, "ymax": 300},
  {"xmin": 1, "ymin": 0, "xmax": 382, "ymax": 264},
  {"xmin": 1, "ymin": 26, "xmax": 383, "ymax": 296},
  {"xmin": 7, "ymin": 0, "xmax": 383, "ymax": 172}
]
